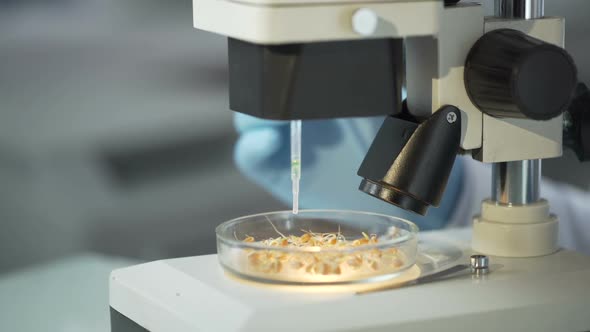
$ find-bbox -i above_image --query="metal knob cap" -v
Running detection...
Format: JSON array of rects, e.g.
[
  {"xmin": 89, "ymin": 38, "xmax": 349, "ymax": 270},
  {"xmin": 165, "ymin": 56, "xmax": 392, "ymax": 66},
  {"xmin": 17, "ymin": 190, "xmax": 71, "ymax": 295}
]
[
  {"xmin": 470, "ymin": 254, "xmax": 490, "ymax": 276},
  {"xmin": 470, "ymin": 255, "xmax": 489, "ymax": 270},
  {"xmin": 352, "ymin": 8, "xmax": 378, "ymax": 36}
]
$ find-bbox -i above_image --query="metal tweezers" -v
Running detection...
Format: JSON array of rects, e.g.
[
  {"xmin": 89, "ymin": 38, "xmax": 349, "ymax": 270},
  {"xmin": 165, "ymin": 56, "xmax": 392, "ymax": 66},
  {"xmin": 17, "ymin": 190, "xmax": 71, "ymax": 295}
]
[{"xmin": 357, "ymin": 264, "xmax": 470, "ymax": 295}]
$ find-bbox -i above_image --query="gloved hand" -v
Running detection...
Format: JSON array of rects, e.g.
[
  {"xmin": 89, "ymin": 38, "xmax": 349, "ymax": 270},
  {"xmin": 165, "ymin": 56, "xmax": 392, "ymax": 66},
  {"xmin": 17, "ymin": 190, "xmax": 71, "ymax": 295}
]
[{"xmin": 234, "ymin": 113, "xmax": 464, "ymax": 231}]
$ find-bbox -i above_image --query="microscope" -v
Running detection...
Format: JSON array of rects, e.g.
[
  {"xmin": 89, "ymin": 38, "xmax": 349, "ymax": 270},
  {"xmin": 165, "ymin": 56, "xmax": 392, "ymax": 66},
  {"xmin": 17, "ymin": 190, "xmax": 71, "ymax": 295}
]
[{"xmin": 109, "ymin": 1, "xmax": 590, "ymax": 331}]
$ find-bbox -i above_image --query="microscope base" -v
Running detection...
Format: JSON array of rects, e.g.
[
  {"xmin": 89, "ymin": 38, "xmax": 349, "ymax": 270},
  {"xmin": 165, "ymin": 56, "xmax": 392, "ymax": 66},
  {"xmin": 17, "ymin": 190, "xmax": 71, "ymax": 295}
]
[
  {"xmin": 473, "ymin": 199, "xmax": 558, "ymax": 257},
  {"xmin": 109, "ymin": 229, "xmax": 590, "ymax": 332}
]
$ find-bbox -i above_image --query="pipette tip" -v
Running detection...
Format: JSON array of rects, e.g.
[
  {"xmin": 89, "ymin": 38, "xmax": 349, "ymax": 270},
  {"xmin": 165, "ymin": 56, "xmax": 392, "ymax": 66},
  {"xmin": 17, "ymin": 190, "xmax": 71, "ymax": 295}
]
[{"xmin": 292, "ymin": 188, "xmax": 299, "ymax": 214}]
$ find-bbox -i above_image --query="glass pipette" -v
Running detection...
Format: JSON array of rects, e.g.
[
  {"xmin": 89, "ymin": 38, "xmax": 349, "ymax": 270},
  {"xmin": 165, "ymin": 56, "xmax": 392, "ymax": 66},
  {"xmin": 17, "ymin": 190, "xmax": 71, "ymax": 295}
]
[{"xmin": 291, "ymin": 120, "xmax": 302, "ymax": 214}]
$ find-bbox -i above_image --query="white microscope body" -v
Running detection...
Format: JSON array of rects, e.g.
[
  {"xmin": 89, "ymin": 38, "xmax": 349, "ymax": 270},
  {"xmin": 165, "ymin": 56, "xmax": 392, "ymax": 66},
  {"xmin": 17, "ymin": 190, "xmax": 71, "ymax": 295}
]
[{"xmin": 109, "ymin": 1, "xmax": 590, "ymax": 331}]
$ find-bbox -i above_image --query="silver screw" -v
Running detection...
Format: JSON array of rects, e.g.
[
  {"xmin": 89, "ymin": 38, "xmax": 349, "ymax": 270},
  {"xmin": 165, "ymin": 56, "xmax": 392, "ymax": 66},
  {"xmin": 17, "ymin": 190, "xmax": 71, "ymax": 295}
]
[
  {"xmin": 470, "ymin": 255, "xmax": 489, "ymax": 269},
  {"xmin": 470, "ymin": 254, "xmax": 490, "ymax": 275},
  {"xmin": 446, "ymin": 112, "xmax": 457, "ymax": 124}
]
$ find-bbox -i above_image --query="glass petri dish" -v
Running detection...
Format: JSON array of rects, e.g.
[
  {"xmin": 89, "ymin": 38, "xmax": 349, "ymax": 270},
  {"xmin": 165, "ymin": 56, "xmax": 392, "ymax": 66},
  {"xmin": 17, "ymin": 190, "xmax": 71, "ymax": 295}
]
[{"xmin": 216, "ymin": 210, "xmax": 419, "ymax": 285}]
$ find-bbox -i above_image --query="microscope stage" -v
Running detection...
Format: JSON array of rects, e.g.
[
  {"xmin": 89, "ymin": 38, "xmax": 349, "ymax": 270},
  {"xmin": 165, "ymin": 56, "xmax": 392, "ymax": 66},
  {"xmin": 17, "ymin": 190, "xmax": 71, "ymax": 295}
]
[{"xmin": 109, "ymin": 229, "xmax": 590, "ymax": 332}]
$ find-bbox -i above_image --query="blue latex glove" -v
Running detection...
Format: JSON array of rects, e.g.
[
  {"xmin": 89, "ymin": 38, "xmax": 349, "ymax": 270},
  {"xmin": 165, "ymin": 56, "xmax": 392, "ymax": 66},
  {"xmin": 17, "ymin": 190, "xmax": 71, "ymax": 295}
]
[{"xmin": 234, "ymin": 114, "xmax": 464, "ymax": 231}]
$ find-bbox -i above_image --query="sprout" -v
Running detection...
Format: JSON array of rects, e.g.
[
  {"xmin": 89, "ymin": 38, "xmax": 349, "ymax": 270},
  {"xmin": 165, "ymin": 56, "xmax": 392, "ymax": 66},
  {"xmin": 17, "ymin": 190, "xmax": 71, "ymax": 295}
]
[{"xmin": 240, "ymin": 227, "xmax": 402, "ymax": 277}]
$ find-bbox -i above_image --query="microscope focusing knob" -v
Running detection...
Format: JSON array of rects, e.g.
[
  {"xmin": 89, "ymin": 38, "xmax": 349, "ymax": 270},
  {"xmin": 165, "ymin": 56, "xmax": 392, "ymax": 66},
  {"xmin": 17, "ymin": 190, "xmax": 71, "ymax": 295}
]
[{"xmin": 465, "ymin": 29, "xmax": 578, "ymax": 121}]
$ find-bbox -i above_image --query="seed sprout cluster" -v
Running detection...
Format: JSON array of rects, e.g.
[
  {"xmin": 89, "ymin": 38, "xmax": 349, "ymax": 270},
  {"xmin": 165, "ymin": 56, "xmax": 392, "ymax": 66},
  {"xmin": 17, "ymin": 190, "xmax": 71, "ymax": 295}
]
[{"xmin": 239, "ymin": 222, "xmax": 404, "ymax": 277}]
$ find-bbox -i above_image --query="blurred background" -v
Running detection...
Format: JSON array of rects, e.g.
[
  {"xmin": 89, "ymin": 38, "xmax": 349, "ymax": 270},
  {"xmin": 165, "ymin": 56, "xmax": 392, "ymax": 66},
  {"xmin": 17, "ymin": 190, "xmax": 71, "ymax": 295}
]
[{"xmin": 0, "ymin": 0, "xmax": 588, "ymax": 331}]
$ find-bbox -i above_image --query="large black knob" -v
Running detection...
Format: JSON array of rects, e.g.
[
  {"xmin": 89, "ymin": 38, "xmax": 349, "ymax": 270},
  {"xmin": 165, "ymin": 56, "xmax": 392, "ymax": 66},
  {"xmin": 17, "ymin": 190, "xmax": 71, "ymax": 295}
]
[{"xmin": 465, "ymin": 29, "xmax": 578, "ymax": 121}]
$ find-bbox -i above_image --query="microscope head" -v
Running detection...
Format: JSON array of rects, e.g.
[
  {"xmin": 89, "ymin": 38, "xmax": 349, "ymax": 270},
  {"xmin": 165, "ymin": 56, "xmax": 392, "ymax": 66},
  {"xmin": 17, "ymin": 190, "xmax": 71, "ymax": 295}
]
[
  {"xmin": 199, "ymin": 2, "xmax": 471, "ymax": 217},
  {"xmin": 193, "ymin": 0, "xmax": 579, "ymax": 219},
  {"xmin": 193, "ymin": 0, "xmax": 448, "ymax": 121}
]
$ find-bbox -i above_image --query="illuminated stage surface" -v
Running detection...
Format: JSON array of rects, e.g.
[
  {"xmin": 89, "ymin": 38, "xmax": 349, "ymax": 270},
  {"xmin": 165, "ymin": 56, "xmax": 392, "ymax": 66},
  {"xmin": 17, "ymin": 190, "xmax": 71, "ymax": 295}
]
[{"xmin": 110, "ymin": 229, "xmax": 590, "ymax": 331}]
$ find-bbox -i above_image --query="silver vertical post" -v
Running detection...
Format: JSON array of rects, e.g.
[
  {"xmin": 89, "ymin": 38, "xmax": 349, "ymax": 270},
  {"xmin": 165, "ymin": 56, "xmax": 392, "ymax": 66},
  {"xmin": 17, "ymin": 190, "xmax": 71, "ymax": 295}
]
[
  {"xmin": 495, "ymin": 0, "xmax": 544, "ymax": 19},
  {"xmin": 492, "ymin": 0, "xmax": 544, "ymax": 206},
  {"xmin": 492, "ymin": 160, "xmax": 541, "ymax": 205}
]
